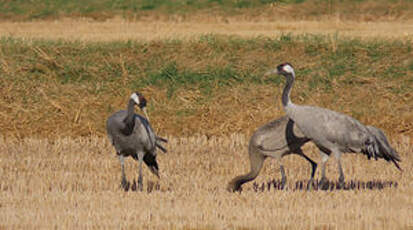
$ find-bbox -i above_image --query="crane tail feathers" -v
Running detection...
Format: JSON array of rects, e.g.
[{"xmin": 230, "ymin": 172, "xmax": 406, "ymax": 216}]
[
  {"xmin": 365, "ymin": 126, "xmax": 402, "ymax": 171},
  {"xmin": 143, "ymin": 153, "xmax": 160, "ymax": 178},
  {"xmin": 156, "ymin": 143, "xmax": 167, "ymax": 153},
  {"xmin": 391, "ymin": 157, "xmax": 402, "ymax": 171},
  {"xmin": 156, "ymin": 136, "xmax": 168, "ymax": 143}
]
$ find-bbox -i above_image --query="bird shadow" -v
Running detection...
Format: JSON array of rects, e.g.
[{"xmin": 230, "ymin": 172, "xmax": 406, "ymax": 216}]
[
  {"xmin": 251, "ymin": 179, "xmax": 399, "ymax": 193},
  {"xmin": 121, "ymin": 180, "xmax": 162, "ymax": 193}
]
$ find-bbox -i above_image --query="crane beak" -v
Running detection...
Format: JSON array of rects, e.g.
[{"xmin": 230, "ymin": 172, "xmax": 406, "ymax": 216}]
[
  {"xmin": 264, "ymin": 69, "xmax": 278, "ymax": 77},
  {"xmin": 142, "ymin": 107, "xmax": 150, "ymax": 122}
]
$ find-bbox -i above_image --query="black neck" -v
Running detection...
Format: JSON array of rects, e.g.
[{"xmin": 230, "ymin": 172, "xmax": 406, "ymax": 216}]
[{"xmin": 281, "ymin": 73, "xmax": 294, "ymax": 107}]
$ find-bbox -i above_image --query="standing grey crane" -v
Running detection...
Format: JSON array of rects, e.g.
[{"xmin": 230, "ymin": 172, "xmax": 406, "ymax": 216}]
[
  {"xmin": 267, "ymin": 62, "xmax": 401, "ymax": 185},
  {"xmin": 106, "ymin": 92, "xmax": 167, "ymax": 191},
  {"xmin": 227, "ymin": 116, "xmax": 317, "ymax": 192}
]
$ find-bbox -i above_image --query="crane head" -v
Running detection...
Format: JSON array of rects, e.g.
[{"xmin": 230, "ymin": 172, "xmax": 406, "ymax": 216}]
[
  {"xmin": 131, "ymin": 92, "xmax": 150, "ymax": 121},
  {"xmin": 264, "ymin": 62, "xmax": 295, "ymax": 77},
  {"xmin": 276, "ymin": 62, "xmax": 295, "ymax": 76},
  {"xmin": 130, "ymin": 92, "xmax": 147, "ymax": 109}
]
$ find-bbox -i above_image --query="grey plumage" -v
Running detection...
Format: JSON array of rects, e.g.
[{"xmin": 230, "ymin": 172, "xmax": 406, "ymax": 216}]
[
  {"xmin": 269, "ymin": 63, "xmax": 401, "ymax": 185},
  {"xmin": 106, "ymin": 92, "xmax": 167, "ymax": 190},
  {"xmin": 365, "ymin": 125, "xmax": 401, "ymax": 169},
  {"xmin": 227, "ymin": 116, "xmax": 317, "ymax": 192}
]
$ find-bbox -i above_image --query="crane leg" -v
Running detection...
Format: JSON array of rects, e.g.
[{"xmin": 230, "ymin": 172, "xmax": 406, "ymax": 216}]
[
  {"xmin": 319, "ymin": 151, "xmax": 329, "ymax": 187},
  {"xmin": 137, "ymin": 151, "xmax": 144, "ymax": 191},
  {"xmin": 334, "ymin": 152, "xmax": 345, "ymax": 186},
  {"xmin": 295, "ymin": 148, "xmax": 317, "ymax": 186},
  {"xmin": 279, "ymin": 163, "xmax": 287, "ymax": 188},
  {"xmin": 119, "ymin": 155, "xmax": 128, "ymax": 190},
  {"xmin": 274, "ymin": 156, "xmax": 286, "ymax": 188}
]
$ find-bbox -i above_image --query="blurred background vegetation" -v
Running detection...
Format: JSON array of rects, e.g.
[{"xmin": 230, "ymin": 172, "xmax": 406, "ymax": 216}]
[{"xmin": 0, "ymin": 0, "xmax": 412, "ymax": 21}]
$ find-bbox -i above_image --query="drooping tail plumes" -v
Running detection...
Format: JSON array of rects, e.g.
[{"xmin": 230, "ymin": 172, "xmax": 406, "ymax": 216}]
[
  {"xmin": 143, "ymin": 153, "xmax": 160, "ymax": 178},
  {"xmin": 155, "ymin": 136, "xmax": 168, "ymax": 153},
  {"xmin": 365, "ymin": 126, "xmax": 401, "ymax": 171}
]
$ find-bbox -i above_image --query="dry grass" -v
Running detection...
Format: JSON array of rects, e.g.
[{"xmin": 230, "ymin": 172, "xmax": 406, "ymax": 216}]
[
  {"xmin": 1, "ymin": 36, "xmax": 412, "ymax": 139},
  {"xmin": 1, "ymin": 18, "xmax": 413, "ymax": 41},
  {"xmin": 0, "ymin": 135, "xmax": 412, "ymax": 229}
]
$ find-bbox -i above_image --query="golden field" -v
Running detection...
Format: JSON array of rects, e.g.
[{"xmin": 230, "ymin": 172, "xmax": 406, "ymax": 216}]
[{"xmin": 0, "ymin": 135, "xmax": 412, "ymax": 229}]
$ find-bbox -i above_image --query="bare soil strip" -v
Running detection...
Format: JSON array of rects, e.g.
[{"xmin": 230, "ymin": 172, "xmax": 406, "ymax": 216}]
[{"xmin": 1, "ymin": 18, "xmax": 413, "ymax": 41}]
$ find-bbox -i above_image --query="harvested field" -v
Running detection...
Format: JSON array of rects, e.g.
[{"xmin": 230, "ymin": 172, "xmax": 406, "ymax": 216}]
[{"xmin": 0, "ymin": 135, "xmax": 412, "ymax": 229}]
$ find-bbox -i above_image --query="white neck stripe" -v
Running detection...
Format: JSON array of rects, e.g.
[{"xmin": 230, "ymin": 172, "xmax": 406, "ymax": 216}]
[{"xmin": 131, "ymin": 93, "xmax": 140, "ymax": 105}]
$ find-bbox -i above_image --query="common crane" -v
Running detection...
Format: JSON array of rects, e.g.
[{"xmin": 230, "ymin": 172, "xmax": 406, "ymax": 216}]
[
  {"xmin": 106, "ymin": 92, "xmax": 167, "ymax": 191},
  {"xmin": 267, "ymin": 63, "xmax": 401, "ymax": 186},
  {"xmin": 227, "ymin": 116, "xmax": 317, "ymax": 192}
]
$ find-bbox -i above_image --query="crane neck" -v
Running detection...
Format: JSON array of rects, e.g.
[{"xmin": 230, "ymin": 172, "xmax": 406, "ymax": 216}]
[
  {"xmin": 122, "ymin": 99, "xmax": 136, "ymax": 135},
  {"xmin": 228, "ymin": 170, "xmax": 260, "ymax": 192},
  {"xmin": 227, "ymin": 148, "xmax": 264, "ymax": 192},
  {"xmin": 127, "ymin": 99, "xmax": 136, "ymax": 121},
  {"xmin": 282, "ymin": 73, "xmax": 295, "ymax": 108}
]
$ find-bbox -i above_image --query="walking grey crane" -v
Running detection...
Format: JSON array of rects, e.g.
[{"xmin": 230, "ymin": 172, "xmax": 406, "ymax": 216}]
[
  {"xmin": 227, "ymin": 116, "xmax": 317, "ymax": 192},
  {"xmin": 267, "ymin": 62, "xmax": 401, "ymax": 185},
  {"xmin": 106, "ymin": 92, "xmax": 167, "ymax": 191}
]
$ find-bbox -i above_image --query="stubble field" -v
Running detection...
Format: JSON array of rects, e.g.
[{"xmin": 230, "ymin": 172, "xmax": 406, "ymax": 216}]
[
  {"xmin": 0, "ymin": 135, "xmax": 412, "ymax": 229},
  {"xmin": 1, "ymin": 1, "xmax": 413, "ymax": 229}
]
